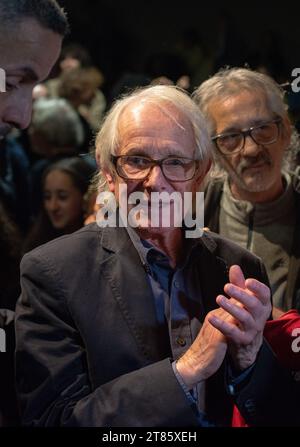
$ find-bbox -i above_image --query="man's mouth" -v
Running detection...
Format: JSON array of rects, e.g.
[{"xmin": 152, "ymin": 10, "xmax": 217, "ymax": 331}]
[
  {"xmin": 240, "ymin": 158, "xmax": 271, "ymax": 174},
  {"xmin": 244, "ymin": 162, "xmax": 267, "ymax": 171}
]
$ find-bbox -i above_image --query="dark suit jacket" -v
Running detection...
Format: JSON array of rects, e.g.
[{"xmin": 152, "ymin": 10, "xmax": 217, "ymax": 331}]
[
  {"xmin": 15, "ymin": 224, "xmax": 300, "ymax": 426},
  {"xmin": 0, "ymin": 309, "xmax": 20, "ymax": 426}
]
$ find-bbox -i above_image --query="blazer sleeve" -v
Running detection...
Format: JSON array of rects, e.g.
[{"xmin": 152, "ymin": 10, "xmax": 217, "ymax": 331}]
[
  {"xmin": 15, "ymin": 250, "xmax": 199, "ymax": 427},
  {"xmin": 233, "ymin": 339, "xmax": 300, "ymax": 426},
  {"xmin": 232, "ymin": 259, "xmax": 300, "ymax": 426}
]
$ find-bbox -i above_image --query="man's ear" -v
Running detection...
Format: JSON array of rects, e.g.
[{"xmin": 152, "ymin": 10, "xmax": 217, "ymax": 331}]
[{"xmin": 103, "ymin": 171, "xmax": 116, "ymax": 193}]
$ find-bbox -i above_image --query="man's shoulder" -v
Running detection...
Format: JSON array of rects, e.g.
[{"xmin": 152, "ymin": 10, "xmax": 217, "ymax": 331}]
[
  {"xmin": 204, "ymin": 177, "xmax": 225, "ymax": 195},
  {"xmin": 200, "ymin": 231, "xmax": 268, "ymax": 285},
  {"xmin": 293, "ymin": 186, "xmax": 300, "ymax": 203},
  {"xmin": 201, "ymin": 230, "xmax": 263, "ymax": 267},
  {"xmin": 204, "ymin": 178, "xmax": 225, "ymax": 227},
  {"xmin": 21, "ymin": 223, "xmax": 103, "ymax": 268}
]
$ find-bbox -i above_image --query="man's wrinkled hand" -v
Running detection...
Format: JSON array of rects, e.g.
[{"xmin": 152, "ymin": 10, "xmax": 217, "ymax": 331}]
[
  {"xmin": 176, "ymin": 308, "xmax": 230, "ymax": 389},
  {"xmin": 208, "ymin": 265, "xmax": 271, "ymax": 371}
]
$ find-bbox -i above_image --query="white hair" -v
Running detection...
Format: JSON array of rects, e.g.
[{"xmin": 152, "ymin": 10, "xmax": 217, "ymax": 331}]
[
  {"xmin": 94, "ymin": 84, "xmax": 213, "ymax": 191},
  {"xmin": 31, "ymin": 98, "xmax": 84, "ymax": 149},
  {"xmin": 193, "ymin": 67, "xmax": 298, "ymax": 177},
  {"xmin": 193, "ymin": 67, "xmax": 287, "ymax": 133}
]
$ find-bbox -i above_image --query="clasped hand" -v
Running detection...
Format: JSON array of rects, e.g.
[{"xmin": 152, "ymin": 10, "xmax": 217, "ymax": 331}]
[{"xmin": 176, "ymin": 265, "xmax": 271, "ymax": 389}]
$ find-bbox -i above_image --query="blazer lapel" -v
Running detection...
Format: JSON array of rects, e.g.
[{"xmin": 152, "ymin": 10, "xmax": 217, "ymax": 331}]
[
  {"xmin": 197, "ymin": 232, "xmax": 229, "ymax": 313},
  {"xmin": 204, "ymin": 180, "xmax": 223, "ymax": 233},
  {"xmin": 99, "ymin": 225, "xmax": 170, "ymax": 362},
  {"xmin": 196, "ymin": 232, "xmax": 233, "ymax": 425},
  {"xmin": 98, "ymin": 226, "xmax": 232, "ymax": 423},
  {"xmin": 285, "ymin": 191, "xmax": 300, "ymax": 310}
]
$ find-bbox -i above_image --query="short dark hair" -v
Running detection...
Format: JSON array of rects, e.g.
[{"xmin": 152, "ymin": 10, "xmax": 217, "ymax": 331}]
[{"xmin": 0, "ymin": 0, "xmax": 69, "ymax": 36}]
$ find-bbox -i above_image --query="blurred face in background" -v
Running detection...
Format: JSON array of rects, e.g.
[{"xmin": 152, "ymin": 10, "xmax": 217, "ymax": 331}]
[
  {"xmin": 60, "ymin": 56, "xmax": 81, "ymax": 73},
  {"xmin": 0, "ymin": 18, "xmax": 62, "ymax": 140},
  {"xmin": 43, "ymin": 169, "xmax": 84, "ymax": 233}
]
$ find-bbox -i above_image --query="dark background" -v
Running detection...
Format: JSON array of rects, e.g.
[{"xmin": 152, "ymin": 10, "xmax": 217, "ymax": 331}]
[{"xmin": 58, "ymin": 0, "xmax": 300, "ymax": 97}]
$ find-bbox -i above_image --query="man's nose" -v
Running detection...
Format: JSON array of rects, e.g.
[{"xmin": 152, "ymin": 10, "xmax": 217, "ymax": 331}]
[
  {"xmin": 242, "ymin": 133, "xmax": 262, "ymax": 156},
  {"xmin": 143, "ymin": 165, "xmax": 167, "ymax": 190},
  {"xmin": 4, "ymin": 90, "xmax": 33, "ymax": 130}
]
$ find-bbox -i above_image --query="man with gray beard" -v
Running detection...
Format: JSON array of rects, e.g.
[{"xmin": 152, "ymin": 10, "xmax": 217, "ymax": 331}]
[{"xmin": 194, "ymin": 67, "xmax": 300, "ymax": 314}]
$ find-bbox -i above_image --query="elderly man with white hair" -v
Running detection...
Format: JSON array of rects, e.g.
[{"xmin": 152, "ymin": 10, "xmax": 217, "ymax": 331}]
[{"xmin": 16, "ymin": 85, "xmax": 298, "ymax": 427}]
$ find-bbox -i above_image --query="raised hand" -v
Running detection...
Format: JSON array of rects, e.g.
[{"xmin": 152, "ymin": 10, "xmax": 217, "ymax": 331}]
[
  {"xmin": 176, "ymin": 307, "xmax": 230, "ymax": 389},
  {"xmin": 208, "ymin": 265, "xmax": 271, "ymax": 370}
]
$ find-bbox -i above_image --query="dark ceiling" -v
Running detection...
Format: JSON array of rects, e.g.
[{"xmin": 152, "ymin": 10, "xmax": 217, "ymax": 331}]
[{"xmin": 58, "ymin": 0, "xmax": 300, "ymax": 95}]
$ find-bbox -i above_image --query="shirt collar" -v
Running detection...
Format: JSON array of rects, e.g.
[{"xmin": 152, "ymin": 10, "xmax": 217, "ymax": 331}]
[{"xmin": 125, "ymin": 221, "xmax": 202, "ymax": 271}]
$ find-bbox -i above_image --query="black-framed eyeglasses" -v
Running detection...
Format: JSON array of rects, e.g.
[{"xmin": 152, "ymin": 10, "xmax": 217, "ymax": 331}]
[
  {"xmin": 211, "ymin": 118, "xmax": 282, "ymax": 155},
  {"xmin": 111, "ymin": 155, "xmax": 199, "ymax": 182}
]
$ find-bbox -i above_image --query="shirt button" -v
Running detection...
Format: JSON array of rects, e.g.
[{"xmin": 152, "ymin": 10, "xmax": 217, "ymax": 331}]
[
  {"xmin": 228, "ymin": 384, "xmax": 235, "ymax": 396},
  {"xmin": 294, "ymin": 371, "xmax": 300, "ymax": 381},
  {"xmin": 244, "ymin": 399, "xmax": 256, "ymax": 413},
  {"xmin": 176, "ymin": 336, "xmax": 186, "ymax": 347}
]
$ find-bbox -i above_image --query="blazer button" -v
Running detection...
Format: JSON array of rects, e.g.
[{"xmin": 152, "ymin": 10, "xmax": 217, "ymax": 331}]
[
  {"xmin": 176, "ymin": 336, "xmax": 186, "ymax": 347},
  {"xmin": 294, "ymin": 371, "xmax": 300, "ymax": 382},
  {"xmin": 244, "ymin": 399, "xmax": 256, "ymax": 413}
]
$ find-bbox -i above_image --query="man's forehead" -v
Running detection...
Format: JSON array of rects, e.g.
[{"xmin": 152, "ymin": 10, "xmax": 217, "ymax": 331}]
[
  {"xmin": 209, "ymin": 91, "xmax": 272, "ymax": 130},
  {"xmin": 0, "ymin": 17, "xmax": 62, "ymax": 72},
  {"xmin": 214, "ymin": 90, "xmax": 268, "ymax": 110},
  {"xmin": 119, "ymin": 100, "xmax": 190, "ymax": 132}
]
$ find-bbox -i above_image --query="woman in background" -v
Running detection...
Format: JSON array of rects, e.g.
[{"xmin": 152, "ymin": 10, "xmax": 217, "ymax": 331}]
[{"xmin": 24, "ymin": 157, "xmax": 95, "ymax": 253}]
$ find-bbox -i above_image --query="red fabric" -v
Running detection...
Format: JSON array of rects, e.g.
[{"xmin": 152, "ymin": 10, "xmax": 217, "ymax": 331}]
[{"xmin": 232, "ymin": 310, "xmax": 300, "ymax": 427}]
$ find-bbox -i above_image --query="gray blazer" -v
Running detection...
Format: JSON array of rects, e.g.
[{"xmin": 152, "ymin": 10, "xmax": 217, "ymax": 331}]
[{"xmin": 15, "ymin": 223, "xmax": 300, "ymax": 426}]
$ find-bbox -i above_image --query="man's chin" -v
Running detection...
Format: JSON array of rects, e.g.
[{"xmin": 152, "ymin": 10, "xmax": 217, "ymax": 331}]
[
  {"xmin": 129, "ymin": 218, "xmax": 172, "ymax": 230},
  {"xmin": 127, "ymin": 207, "xmax": 180, "ymax": 229},
  {"xmin": 136, "ymin": 224, "xmax": 176, "ymax": 238},
  {"xmin": 238, "ymin": 176, "xmax": 272, "ymax": 193}
]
